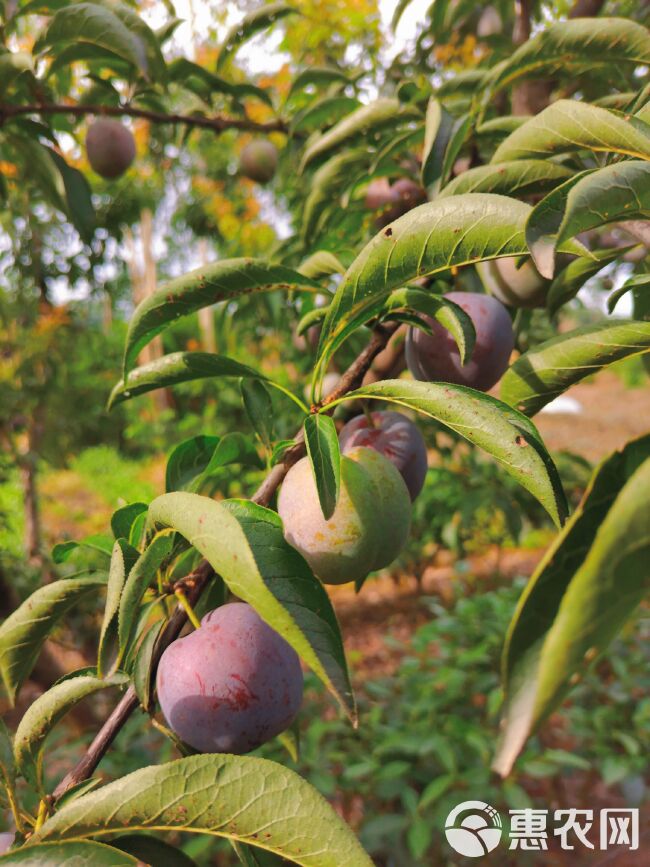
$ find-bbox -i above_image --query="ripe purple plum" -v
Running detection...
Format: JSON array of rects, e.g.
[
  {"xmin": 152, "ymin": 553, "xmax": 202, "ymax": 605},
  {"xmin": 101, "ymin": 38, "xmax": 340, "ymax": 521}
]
[
  {"xmin": 366, "ymin": 177, "xmax": 427, "ymax": 228},
  {"xmin": 156, "ymin": 603, "xmax": 303, "ymax": 754},
  {"xmin": 477, "ymin": 256, "xmax": 547, "ymax": 308},
  {"xmin": 406, "ymin": 292, "xmax": 514, "ymax": 392},
  {"xmin": 239, "ymin": 140, "xmax": 278, "ymax": 184},
  {"xmin": 339, "ymin": 410, "xmax": 428, "ymax": 500},
  {"xmin": 277, "ymin": 446, "xmax": 411, "ymax": 585},
  {"xmin": 85, "ymin": 119, "xmax": 136, "ymax": 179}
]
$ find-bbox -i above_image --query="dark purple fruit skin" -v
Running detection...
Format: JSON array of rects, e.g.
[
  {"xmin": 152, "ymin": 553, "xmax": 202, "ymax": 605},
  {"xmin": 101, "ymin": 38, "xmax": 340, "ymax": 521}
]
[
  {"xmin": 366, "ymin": 178, "xmax": 427, "ymax": 229},
  {"xmin": 339, "ymin": 410, "xmax": 428, "ymax": 501},
  {"xmin": 406, "ymin": 292, "xmax": 514, "ymax": 392},
  {"xmin": 85, "ymin": 120, "xmax": 135, "ymax": 179},
  {"xmin": 239, "ymin": 140, "xmax": 278, "ymax": 183},
  {"xmin": 156, "ymin": 603, "xmax": 303, "ymax": 754}
]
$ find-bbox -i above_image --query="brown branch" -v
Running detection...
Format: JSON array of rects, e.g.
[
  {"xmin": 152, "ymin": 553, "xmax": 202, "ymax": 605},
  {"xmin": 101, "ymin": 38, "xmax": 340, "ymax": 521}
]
[
  {"xmin": 51, "ymin": 322, "xmax": 399, "ymax": 802},
  {"xmin": 0, "ymin": 102, "xmax": 289, "ymax": 134},
  {"xmin": 568, "ymin": 0, "xmax": 606, "ymax": 17}
]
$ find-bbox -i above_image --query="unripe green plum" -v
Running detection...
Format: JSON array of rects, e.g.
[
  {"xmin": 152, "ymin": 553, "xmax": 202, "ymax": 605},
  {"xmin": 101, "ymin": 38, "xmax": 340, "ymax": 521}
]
[
  {"xmin": 406, "ymin": 291, "xmax": 514, "ymax": 392},
  {"xmin": 239, "ymin": 140, "xmax": 278, "ymax": 183},
  {"xmin": 339, "ymin": 410, "xmax": 428, "ymax": 501},
  {"xmin": 85, "ymin": 119, "xmax": 136, "ymax": 179},
  {"xmin": 477, "ymin": 257, "xmax": 547, "ymax": 308},
  {"xmin": 277, "ymin": 446, "xmax": 411, "ymax": 585},
  {"xmin": 156, "ymin": 603, "xmax": 303, "ymax": 754}
]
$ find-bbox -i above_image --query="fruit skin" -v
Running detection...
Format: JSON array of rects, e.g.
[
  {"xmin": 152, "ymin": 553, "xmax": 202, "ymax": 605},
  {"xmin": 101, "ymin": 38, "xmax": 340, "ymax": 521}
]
[
  {"xmin": 156, "ymin": 603, "xmax": 303, "ymax": 754},
  {"xmin": 277, "ymin": 446, "xmax": 411, "ymax": 585},
  {"xmin": 0, "ymin": 833, "xmax": 14, "ymax": 854},
  {"xmin": 85, "ymin": 120, "xmax": 136, "ymax": 179},
  {"xmin": 239, "ymin": 140, "xmax": 278, "ymax": 183},
  {"xmin": 365, "ymin": 177, "xmax": 427, "ymax": 229},
  {"xmin": 339, "ymin": 410, "xmax": 428, "ymax": 501},
  {"xmin": 406, "ymin": 291, "xmax": 514, "ymax": 392},
  {"xmin": 477, "ymin": 257, "xmax": 547, "ymax": 309}
]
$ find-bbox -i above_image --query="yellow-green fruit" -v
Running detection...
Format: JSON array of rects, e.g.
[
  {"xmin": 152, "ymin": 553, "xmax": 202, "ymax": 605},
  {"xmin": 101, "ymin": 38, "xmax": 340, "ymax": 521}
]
[
  {"xmin": 277, "ymin": 446, "xmax": 411, "ymax": 585},
  {"xmin": 239, "ymin": 140, "xmax": 278, "ymax": 184},
  {"xmin": 477, "ymin": 257, "xmax": 547, "ymax": 309},
  {"xmin": 85, "ymin": 119, "xmax": 135, "ymax": 179}
]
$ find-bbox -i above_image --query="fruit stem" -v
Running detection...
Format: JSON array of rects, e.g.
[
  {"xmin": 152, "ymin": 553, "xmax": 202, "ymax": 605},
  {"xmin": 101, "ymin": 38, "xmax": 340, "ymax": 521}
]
[
  {"xmin": 33, "ymin": 799, "xmax": 49, "ymax": 833},
  {"xmin": 5, "ymin": 785, "xmax": 26, "ymax": 836},
  {"xmin": 174, "ymin": 588, "xmax": 202, "ymax": 630},
  {"xmin": 362, "ymin": 402, "xmax": 376, "ymax": 428}
]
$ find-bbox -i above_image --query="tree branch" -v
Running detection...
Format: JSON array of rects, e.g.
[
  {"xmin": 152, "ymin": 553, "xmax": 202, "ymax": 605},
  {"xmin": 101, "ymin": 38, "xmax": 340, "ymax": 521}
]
[
  {"xmin": 51, "ymin": 322, "xmax": 399, "ymax": 803},
  {"xmin": 0, "ymin": 102, "xmax": 289, "ymax": 135}
]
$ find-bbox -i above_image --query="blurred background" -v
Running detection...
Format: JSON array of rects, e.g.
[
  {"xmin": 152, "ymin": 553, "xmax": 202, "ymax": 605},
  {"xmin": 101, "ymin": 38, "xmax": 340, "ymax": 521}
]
[{"xmin": 1, "ymin": 1, "xmax": 649, "ymax": 864}]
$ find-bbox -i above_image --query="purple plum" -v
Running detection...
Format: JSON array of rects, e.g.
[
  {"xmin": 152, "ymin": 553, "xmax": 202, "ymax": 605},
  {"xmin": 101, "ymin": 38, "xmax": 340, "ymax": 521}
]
[{"xmin": 85, "ymin": 119, "xmax": 135, "ymax": 179}]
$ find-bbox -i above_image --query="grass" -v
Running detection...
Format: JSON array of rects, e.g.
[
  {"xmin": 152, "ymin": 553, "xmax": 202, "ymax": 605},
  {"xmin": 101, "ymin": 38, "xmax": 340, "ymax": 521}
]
[{"xmin": 70, "ymin": 446, "xmax": 157, "ymax": 509}]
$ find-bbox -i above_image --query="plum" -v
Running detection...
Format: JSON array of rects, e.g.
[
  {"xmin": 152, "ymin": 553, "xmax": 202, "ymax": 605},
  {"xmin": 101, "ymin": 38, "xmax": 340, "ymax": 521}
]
[
  {"xmin": 239, "ymin": 140, "xmax": 278, "ymax": 183},
  {"xmin": 0, "ymin": 833, "xmax": 14, "ymax": 854},
  {"xmin": 406, "ymin": 291, "xmax": 514, "ymax": 392},
  {"xmin": 156, "ymin": 602, "xmax": 303, "ymax": 754},
  {"xmin": 85, "ymin": 119, "xmax": 135, "ymax": 179},
  {"xmin": 366, "ymin": 177, "xmax": 427, "ymax": 228},
  {"xmin": 277, "ymin": 445, "xmax": 411, "ymax": 584},
  {"xmin": 339, "ymin": 410, "xmax": 428, "ymax": 500},
  {"xmin": 477, "ymin": 5, "xmax": 502, "ymax": 37},
  {"xmin": 477, "ymin": 256, "xmax": 547, "ymax": 308}
]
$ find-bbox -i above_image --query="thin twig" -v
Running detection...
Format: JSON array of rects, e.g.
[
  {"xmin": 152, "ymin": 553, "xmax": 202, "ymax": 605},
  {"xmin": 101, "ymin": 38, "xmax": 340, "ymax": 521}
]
[{"xmin": 51, "ymin": 323, "xmax": 398, "ymax": 802}]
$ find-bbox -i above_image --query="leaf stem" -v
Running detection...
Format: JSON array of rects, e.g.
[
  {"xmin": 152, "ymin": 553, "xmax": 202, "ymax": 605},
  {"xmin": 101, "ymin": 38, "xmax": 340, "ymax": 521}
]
[
  {"xmin": 33, "ymin": 799, "xmax": 48, "ymax": 833},
  {"xmin": 5, "ymin": 786, "xmax": 26, "ymax": 836},
  {"xmin": 174, "ymin": 588, "xmax": 202, "ymax": 630}
]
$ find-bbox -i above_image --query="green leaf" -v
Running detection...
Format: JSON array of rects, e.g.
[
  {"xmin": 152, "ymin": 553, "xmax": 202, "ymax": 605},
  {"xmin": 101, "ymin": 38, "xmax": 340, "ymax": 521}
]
[
  {"xmin": 421, "ymin": 98, "xmax": 454, "ymax": 188},
  {"xmin": 494, "ymin": 436, "xmax": 650, "ymax": 776},
  {"xmin": 501, "ymin": 321, "xmax": 650, "ymax": 416},
  {"xmin": 111, "ymin": 503, "xmax": 148, "ymax": 541},
  {"xmin": 440, "ymin": 113, "xmax": 472, "ymax": 188},
  {"xmin": 547, "ymin": 247, "xmax": 625, "ymax": 316},
  {"xmin": 217, "ymin": 2, "xmax": 296, "ymax": 70},
  {"xmin": 0, "ymin": 577, "xmax": 106, "ymax": 705},
  {"xmin": 301, "ymin": 148, "xmax": 370, "ymax": 242},
  {"xmin": 168, "ymin": 58, "xmax": 271, "ymax": 107},
  {"xmin": 109, "ymin": 352, "xmax": 271, "ymax": 409},
  {"xmin": 333, "ymin": 380, "xmax": 567, "ymax": 527},
  {"xmin": 132, "ymin": 619, "xmax": 164, "ymax": 711},
  {"xmin": 488, "ymin": 18, "xmax": 650, "ymax": 95},
  {"xmin": 288, "ymin": 67, "xmax": 350, "ymax": 98},
  {"xmin": 0, "ymin": 719, "xmax": 16, "ymax": 804},
  {"xmin": 14, "ymin": 671, "xmax": 127, "ymax": 791},
  {"xmin": 317, "ymin": 194, "xmax": 532, "ymax": 376},
  {"xmin": 0, "ymin": 840, "xmax": 141, "ymax": 865},
  {"xmin": 122, "ymin": 260, "xmax": 319, "ymax": 375},
  {"xmin": 117, "ymin": 532, "xmax": 174, "ymax": 665},
  {"xmin": 166, "ymin": 436, "xmax": 221, "ymax": 492},
  {"xmin": 203, "ymin": 432, "xmax": 264, "ymax": 476},
  {"xmin": 241, "ymin": 379, "xmax": 274, "ymax": 448},
  {"xmin": 439, "ymin": 159, "xmax": 572, "ymax": 199},
  {"xmin": 0, "ymin": 51, "xmax": 33, "ymax": 92},
  {"xmin": 556, "ymin": 161, "xmax": 650, "ymax": 247},
  {"xmin": 147, "ymin": 493, "xmax": 355, "ymax": 720},
  {"xmin": 300, "ymin": 98, "xmax": 419, "ymax": 171},
  {"xmin": 492, "ymin": 100, "xmax": 650, "ymax": 164},
  {"xmin": 298, "ymin": 251, "xmax": 345, "ymax": 280},
  {"xmin": 32, "ymin": 754, "xmax": 372, "ymax": 866},
  {"xmin": 112, "ymin": 835, "xmax": 197, "ymax": 867},
  {"xmin": 94, "ymin": 0, "xmax": 167, "ymax": 84},
  {"xmin": 52, "ymin": 534, "xmax": 114, "ymax": 564},
  {"xmin": 608, "ymin": 273, "xmax": 650, "ymax": 314},
  {"xmin": 233, "ymin": 841, "xmax": 291, "ymax": 866},
  {"xmin": 97, "ymin": 540, "xmax": 139, "ymax": 676},
  {"xmin": 35, "ymin": 3, "xmax": 149, "ymax": 77},
  {"xmin": 304, "ymin": 415, "xmax": 341, "ymax": 520},
  {"xmin": 292, "ymin": 96, "xmax": 361, "ymax": 134}
]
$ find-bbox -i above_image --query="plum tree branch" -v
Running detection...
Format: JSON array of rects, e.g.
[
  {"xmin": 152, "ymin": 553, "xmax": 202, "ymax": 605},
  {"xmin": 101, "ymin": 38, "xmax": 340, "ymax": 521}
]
[
  {"xmin": 50, "ymin": 321, "xmax": 399, "ymax": 804},
  {"xmin": 0, "ymin": 102, "xmax": 289, "ymax": 134}
]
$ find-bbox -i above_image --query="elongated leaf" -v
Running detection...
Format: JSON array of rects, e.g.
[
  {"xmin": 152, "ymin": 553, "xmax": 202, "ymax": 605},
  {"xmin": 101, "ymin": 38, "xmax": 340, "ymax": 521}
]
[
  {"xmin": 233, "ymin": 841, "xmax": 290, "ymax": 865},
  {"xmin": 0, "ymin": 51, "xmax": 33, "ymax": 91},
  {"xmin": 217, "ymin": 2, "xmax": 295, "ymax": 69},
  {"xmin": 439, "ymin": 160, "xmax": 572, "ymax": 199},
  {"xmin": 0, "ymin": 577, "xmax": 106, "ymax": 705},
  {"xmin": 317, "ymin": 194, "xmax": 532, "ymax": 374},
  {"xmin": 169, "ymin": 58, "xmax": 271, "ymax": 107},
  {"xmin": 241, "ymin": 379, "xmax": 274, "ymax": 448},
  {"xmin": 292, "ymin": 96, "xmax": 360, "ymax": 133},
  {"xmin": 98, "ymin": 540, "xmax": 139, "ymax": 676},
  {"xmin": 488, "ymin": 18, "xmax": 650, "ymax": 95},
  {"xmin": 43, "ymin": 149, "xmax": 95, "ymax": 243},
  {"xmin": 35, "ymin": 3, "xmax": 149, "ymax": 76},
  {"xmin": 14, "ymin": 671, "xmax": 127, "ymax": 791},
  {"xmin": 501, "ymin": 321, "xmax": 650, "ymax": 415},
  {"xmin": 112, "ymin": 835, "xmax": 197, "ymax": 867},
  {"xmin": 494, "ymin": 436, "xmax": 650, "ymax": 776},
  {"xmin": 94, "ymin": 0, "xmax": 166, "ymax": 83},
  {"xmin": 300, "ymin": 98, "xmax": 419, "ymax": 171},
  {"xmin": 166, "ymin": 435, "xmax": 221, "ymax": 492},
  {"xmin": 52, "ymin": 534, "xmax": 113, "ymax": 563},
  {"xmin": 0, "ymin": 719, "xmax": 15, "ymax": 806},
  {"xmin": 608, "ymin": 273, "xmax": 650, "ymax": 314},
  {"xmin": 32, "ymin": 754, "xmax": 372, "ymax": 866},
  {"xmin": 332, "ymin": 380, "xmax": 567, "ymax": 527},
  {"xmin": 288, "ymin": 67, "xmax": 350, "ymax": 98},
  {"xmin": 110, "ymin": 352, "xmax": 270, "ymax": 409},
  {"xmin": 117, "ymin": 533, "xmax": 174, "ymax": 664},
  {"xmin": 556, "ymin": 161, "xmax": 650, "ymax": 247},
  {"xmin": 547, "ymin": 247, "xmax": 624, "ymax": 316},
  {"xmin": 203, "ymin": 432, "xmax": 264, "ymax": 475},
  {"xmin": 304, "ymin": 414, "xmax": 340, "ymax": 520},
  {"xmin": 111, "ymin": 502, "xmax": 148, "ymax": 540},
  {"xmin": 132, "ymin": 619, "xmax": 164, "ymax": 711},
  {"xmin": 122, "ymin": 260, "xmax": 319, "ymax": 375},
  {"xmin": 0, "ymin": 840, "xmax": 141, "ymax": 865},
  {"xmin": 302, "ymin": 148, "xmax": 369, "ymax": 241},
  {"xmin": 148, "ymin": 493, "xmax": 354, "ymax": 719},
  {"xmin": 440, "ymin": 113, "xmax": 472, "ymax": 188},
  {"xmin": 492, "ymin": 100, "xmax": 650, "ymax": 164},
  {"xmin": 298, "ymin": 251, "xmax": 345, "ymax": 279},
  {"xmin": 421, "ymin": 98, "xmax": 454, "ymax": 188}
]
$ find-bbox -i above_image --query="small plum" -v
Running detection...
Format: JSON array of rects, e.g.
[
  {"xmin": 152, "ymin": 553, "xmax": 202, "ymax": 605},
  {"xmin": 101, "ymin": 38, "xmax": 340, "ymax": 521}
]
[
  {"xmin": 477, "ymin": 256, "xmax": 547, "ymax": 308},
  {"xmin": 339, "ymin": 410, "xmax": 428, "ymax": 500},
  {"xmin": 477, "ymin": 5, "xmax": 502, "ymax": 38},
  {"xmin": 406, "ymin": 291, "xmax": 514, "ymax": 392},
  {"xmin": 364, "ymin": 177, "xmax": 393, "ymax": 210},
  {"xmin": 239, "ymin": 140, "xmax": 278, "ymax": 184},
  {"xmin": 85, "ymin": 119, "xmax": 135, "ymax": 179},
  {"xmin": 0, "ymin": 833, "xmax": 14, "ymax": 854},
  {"xmin": 277, "ymin": 446, "xmax": 411, "ymax": 585},
  {"xmin": 156, "ymin": 603, "xmax": 303, "ymax": 754},
  {"xmin": 366, "ymin": 177, "xmax": 427, "ymax": 228}
]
